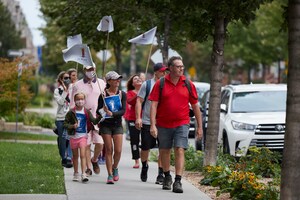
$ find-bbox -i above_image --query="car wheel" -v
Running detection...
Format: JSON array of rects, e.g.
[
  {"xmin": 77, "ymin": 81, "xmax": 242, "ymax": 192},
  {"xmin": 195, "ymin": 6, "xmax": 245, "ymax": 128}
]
[{"xmin": 223, "ymin": 134, "xmax": 230, "ymax": 154}]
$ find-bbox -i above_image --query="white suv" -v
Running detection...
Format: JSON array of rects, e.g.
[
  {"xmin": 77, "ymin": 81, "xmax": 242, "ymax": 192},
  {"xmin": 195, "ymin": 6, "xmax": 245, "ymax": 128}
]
[{"xmin": 219, "ymin": 84, "xmax": 287, "ymax": 156}]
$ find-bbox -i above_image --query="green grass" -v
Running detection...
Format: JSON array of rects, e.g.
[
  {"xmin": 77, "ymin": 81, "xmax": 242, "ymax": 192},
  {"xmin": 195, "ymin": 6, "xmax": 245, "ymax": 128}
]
[
  {"xmin": 0, "ymin": 132, "xmax": 56, "ymax": 141},
  {"xmin": 0, "ymin": 142, "xmax": 65, "ymax": 194}
]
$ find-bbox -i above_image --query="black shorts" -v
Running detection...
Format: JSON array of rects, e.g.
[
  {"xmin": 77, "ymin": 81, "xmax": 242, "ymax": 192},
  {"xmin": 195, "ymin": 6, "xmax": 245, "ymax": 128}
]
[{"xmin": 141, "ymin": 124, "xmax": 159, "ymax": 150}]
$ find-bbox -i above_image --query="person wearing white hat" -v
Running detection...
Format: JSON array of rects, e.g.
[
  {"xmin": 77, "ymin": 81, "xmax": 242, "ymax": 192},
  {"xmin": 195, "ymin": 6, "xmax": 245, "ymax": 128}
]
[{"xmin": 70, "ymin": 62, "xmax": 105, "ymax": 177}]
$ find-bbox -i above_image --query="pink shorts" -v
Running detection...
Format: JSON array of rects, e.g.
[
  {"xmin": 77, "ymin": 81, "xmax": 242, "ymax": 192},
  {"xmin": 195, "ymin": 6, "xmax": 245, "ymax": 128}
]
[
  {"xmin": 87, "ymin": 130, "xmax": 104, "ymax": 145},
  {"xmin": 70, "ymin": 137, "xmax": 87, "ymax": 149}
]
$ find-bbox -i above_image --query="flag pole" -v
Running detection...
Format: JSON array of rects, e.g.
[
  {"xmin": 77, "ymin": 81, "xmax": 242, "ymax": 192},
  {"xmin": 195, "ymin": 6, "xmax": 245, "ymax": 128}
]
[
  {"xmin": 145, "ymin": 44, "xmax": 153, "ymax": 75},
  {"xmin": 145, "ymin": 36, "xmax": 155, "ymax": 75},
  {"xmin": 102, "ymin": 31, "xmax": 110, "ymax": 79},
  {"xmin": 75, "ymin": 62, "xmax": 78, "ymax": 72},
  {"xmin": 94, "ymin": 73, "xmax": 105, "ymax": 103}
]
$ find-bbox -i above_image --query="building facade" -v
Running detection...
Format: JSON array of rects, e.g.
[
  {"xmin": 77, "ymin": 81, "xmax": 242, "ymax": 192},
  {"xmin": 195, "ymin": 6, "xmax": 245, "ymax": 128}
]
[{"xmin": 1, "ymin": 0, "xmax": 37, "ymax": 60}]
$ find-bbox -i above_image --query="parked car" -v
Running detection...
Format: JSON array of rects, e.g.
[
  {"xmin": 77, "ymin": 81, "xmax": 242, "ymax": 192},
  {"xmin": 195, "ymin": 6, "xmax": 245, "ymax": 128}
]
[
  {"xmin": 194, "ymin": 90, "xmax": 210, "ymax": 150},
  {"xmin": 218, "ymin": 84, "xmax": 287, "ymax": 156},
  {"xmin": 189, "ymin": 82, "xmax": 210, "ymax": 138}
]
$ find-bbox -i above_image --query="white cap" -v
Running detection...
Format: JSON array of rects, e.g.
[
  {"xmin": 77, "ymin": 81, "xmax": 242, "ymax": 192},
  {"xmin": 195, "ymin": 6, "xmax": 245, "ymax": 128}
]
[
  {"xmin": 105, "ymin": 71, "xmax": 122, "ymax": 81},
  {"xmin": 83, "ymin": 62, "xmax": 96, "ymax": 69}
]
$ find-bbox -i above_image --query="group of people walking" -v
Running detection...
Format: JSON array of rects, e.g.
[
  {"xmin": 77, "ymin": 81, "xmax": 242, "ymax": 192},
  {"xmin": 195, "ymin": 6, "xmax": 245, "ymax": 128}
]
[{"xmin": 53, "ymin": 56, "xmax": 203, "ymax": 193}]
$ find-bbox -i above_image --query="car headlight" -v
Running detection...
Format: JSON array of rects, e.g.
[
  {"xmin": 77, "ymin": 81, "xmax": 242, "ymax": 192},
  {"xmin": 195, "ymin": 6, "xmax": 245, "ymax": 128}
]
[{"xmin": 231, "ymin": 120, "xmax": 256, "ymax": 131}]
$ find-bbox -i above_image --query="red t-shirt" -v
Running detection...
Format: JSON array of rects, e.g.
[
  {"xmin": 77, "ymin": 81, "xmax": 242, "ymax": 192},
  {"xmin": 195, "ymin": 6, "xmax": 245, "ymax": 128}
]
[
  {"xmin": 148, "ymin": 74, "xmax": 198, "ymax": 128},
  {"xmin": 124, "ymin": 90, "xmax": 138, "ymax": 121}
]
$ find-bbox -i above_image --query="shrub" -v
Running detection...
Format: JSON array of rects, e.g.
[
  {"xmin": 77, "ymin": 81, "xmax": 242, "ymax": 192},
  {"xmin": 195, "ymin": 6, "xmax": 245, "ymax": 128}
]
[
  {"xmin": 3, "ymin": 112, "xmax": 55, "ymax": 129},
  {"xmin": 0, "ymin": 58, "xmax": 34, "ymax": 115},
  {"xmin": 239, "ymin": 147, "xmax": 281, "ymax": 178},
  {"xmin": 184, "ymin": 145, "xmax": 204, "ymax": 171},
  {"xmin": 201, "ymin": 147, "xmax": 281, "ymax": 199}
]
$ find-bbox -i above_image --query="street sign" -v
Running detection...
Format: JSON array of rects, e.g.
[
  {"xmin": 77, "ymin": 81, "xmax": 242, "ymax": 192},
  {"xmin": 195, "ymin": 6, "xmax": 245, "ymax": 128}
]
[
  {"xmin": 96, "ymin": 50, "xmax": 112, "ymax": 61},
  {"xmin": 150, "ymin": 48, "xmax": 180, "ymax": 63},
  {"xmin": 8, "ymin": 50, "xmax": 24, "ymax": 57}
]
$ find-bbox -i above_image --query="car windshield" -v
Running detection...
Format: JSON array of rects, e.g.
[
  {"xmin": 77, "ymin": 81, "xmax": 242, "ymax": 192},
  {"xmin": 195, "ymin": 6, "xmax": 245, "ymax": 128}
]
[
  {"xmin": 231, "ymin": 91, "xmax": 286, "ymax": 113},
  {"xmin": 196, "ymin": 87, "xmax": 210, "ymax": 101}
]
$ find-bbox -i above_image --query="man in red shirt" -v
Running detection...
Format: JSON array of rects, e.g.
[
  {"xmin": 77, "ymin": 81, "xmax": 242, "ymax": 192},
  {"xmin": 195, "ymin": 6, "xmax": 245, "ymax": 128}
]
[{"xmin": 148, "ymin": 56, "xmax": 203, "ymax": 193}]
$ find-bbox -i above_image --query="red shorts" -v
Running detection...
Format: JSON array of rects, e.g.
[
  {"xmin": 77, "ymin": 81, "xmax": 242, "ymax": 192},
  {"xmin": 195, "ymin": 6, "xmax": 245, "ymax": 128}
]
[{"xmin": 70, "ymin": 137, "xmax": 87, "ymax": 149}]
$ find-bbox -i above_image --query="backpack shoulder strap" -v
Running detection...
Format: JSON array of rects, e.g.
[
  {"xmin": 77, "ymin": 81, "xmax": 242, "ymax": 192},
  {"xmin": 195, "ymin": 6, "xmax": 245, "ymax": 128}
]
[
  {"xmin": 159, "ymin": 77, "xmax": 165, "ymax": 102},
  {"xmin": 142, "ymin": 79, "xmax": 152, "ymax": 109},
  {"xmin": 185, "ymin": 79, "xmax": 192, "ymax": 94}
]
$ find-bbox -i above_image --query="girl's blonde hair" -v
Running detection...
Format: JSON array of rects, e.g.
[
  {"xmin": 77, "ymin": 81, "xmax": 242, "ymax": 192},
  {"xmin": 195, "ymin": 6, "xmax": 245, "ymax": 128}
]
[{"xmin": 74, "ymin": 91, "xmax": 86, "ymax": 100}]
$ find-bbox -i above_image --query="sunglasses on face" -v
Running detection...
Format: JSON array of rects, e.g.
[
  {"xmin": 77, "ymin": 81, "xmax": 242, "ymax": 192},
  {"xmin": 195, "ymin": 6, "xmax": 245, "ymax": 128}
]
[{"xmin": 63, "ymin": 77, "xmax": 70, "ymax": 80}]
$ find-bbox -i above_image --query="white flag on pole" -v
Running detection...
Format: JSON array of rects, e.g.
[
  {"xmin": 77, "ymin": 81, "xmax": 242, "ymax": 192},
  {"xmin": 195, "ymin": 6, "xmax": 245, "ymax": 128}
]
[
  {"xmin": 97, "ymin": 16, "xmax": 114, "ymax": 32},
  {"xmin": 62, "ymin": 44, "xmax": 93, "ymax": 66},
  {"xmin": 128, "ymin": 27, "xmax": 157, "ymax": 45},
  {"xmin": 67, "ymin": 34, "xmax": 82, "ymax": 49}
]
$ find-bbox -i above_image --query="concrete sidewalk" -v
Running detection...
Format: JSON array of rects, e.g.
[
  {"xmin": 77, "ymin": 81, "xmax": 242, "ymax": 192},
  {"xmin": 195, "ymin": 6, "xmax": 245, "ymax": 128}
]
[
  {"xmin": 64, "ymin": 137, "xmax": 211, "ymax": 200},
  {"xmin": 0, "ymin": 136, "xmax": 211, "ymax": 200}
]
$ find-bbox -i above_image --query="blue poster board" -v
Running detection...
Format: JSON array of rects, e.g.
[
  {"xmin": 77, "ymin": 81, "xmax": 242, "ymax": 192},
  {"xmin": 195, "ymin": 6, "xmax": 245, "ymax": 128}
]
[
  {"xmin": 104, "ymin": 95, "xmax": 122, "ymax": 112},
  {"xmin": 99, "ymin": 95, "xmax": 122, "ymax": 120}
]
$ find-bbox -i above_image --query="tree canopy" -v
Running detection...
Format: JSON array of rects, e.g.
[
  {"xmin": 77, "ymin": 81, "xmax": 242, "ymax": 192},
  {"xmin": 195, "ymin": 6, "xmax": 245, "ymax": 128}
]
[{"xmin": 0, "ymin": 2, "xmax": 23, "ymax": 58}]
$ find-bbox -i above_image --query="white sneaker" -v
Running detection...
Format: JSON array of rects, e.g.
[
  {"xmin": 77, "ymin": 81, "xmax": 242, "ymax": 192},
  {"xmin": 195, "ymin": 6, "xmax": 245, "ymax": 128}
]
[
  {"xmin": 81, "ymin": 173, "xmax": 89, "ymax": 183},
  {"xmin": 73, "ymin": 172, "xmax": 80, "ymax": 182}
]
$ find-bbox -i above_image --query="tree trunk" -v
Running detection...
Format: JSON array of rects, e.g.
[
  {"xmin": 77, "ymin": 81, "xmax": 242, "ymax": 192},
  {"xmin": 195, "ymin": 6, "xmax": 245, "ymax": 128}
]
[
  {"xmin": 162, "ymin": 13, "xmax": 170, "ymax": 64},
  {"xmin": 203, "ymin": 16, "xmax": 225, "ymax": 166},
  {"xmin": 280, "ymin": 1, "xmax": 300, "ymax": 199},
  {"xmin": 262, "ymin": 63, "xmax": 266, "ymax": 81},
  {"xmin": 130, "ymin": 43, "xmax": 137, "ymax": 75},
  {"xmin": 114, "ymin": 44, "xmax": 122, "ymax": 74},
  {"xmin": 247, "ymin": 65, "xmax": 251, "ymax": 84}
]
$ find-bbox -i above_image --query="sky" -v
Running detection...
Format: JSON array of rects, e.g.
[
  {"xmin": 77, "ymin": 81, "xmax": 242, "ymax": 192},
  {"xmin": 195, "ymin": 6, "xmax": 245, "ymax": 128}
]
[{"xmin": 18, "ymin": 0, "xmax": 46, "ymax": 46}]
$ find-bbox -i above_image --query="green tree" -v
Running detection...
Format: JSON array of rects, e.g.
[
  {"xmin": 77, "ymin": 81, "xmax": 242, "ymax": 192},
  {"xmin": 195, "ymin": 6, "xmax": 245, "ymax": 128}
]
[
  {"xmin": 40, "ymin": 0, "xmax": 139, "ymax": 75},
  {"xmin": 0, "ymin": 2, "xmax": 23, "ymax": 58},
  {"xmin": 225, "ymin": 0, "xmax": 288, "ymax": 83},
  {"xmin": 179, "ymin": 0, "xmax": 273, "ymax": 166},
  {"xmin": 280, "ymin": 0, "xmax": 300, "ymax": 199}
]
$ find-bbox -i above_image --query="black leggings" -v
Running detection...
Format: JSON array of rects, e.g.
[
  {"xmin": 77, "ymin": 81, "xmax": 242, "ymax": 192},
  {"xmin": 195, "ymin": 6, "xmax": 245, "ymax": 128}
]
[{"xmin": 128, "ymin": 120, "xmax": 140, "ymax": 160}]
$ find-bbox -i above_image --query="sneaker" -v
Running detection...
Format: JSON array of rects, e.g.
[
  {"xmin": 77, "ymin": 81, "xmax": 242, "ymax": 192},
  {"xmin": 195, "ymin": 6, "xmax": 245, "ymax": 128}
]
[
  {"xmin": 133, "ymin": 164, "xmax": 140, "ymax": 169},
  {"xmin": 85, "ymin": 168, "xmax": 92, "ymax": 176},
  {"xmin": 172, "ymin": 181, "xmax": 183, "ymax": 193},
  {"xmin": 91, "ymin": 159, "xmax": 100, "ymax": 174},
  {"xmin": 73, "ymin": 172, "xmax": 80, "ymax": 182},
  {"xmin": 61, "ymin": 159, "xmax": 67, "ymax": 167},
  {"xmin": 140, "ymin": 166, "xmax": 148, "ymax": 182},
  {"xmin": 162, "ymin": 175, "xmax": 172, "ymax": 190},
  {"xmin": 81, "ymin": 173, "xmax": 89, "ymax": 183},
  {"xmin": 107, "ymin": 175, "xmax": 114, "ymax": 184},
  {"xmin": 65, "ymin": 159, "xmax": 73, "ymax": 168},
  {"xmin": 155, "ymin": 174, "xmax": 164, "ymax": 185},
  {"xmin": 126, "ymin": 133, "xmax": 130, "ymax": 141},
  {"xmin": 113, "ymin": 168, "xmax": 119, "ymax": 181},
  {"xmin": 98, "ymin": 156, "xmax": 106, "ymax": 165}
]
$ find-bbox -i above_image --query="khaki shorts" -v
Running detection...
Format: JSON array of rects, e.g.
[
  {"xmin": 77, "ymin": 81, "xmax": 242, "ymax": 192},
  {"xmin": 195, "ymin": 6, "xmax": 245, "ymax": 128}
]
[{"xmin": 87, "ymin": 130, "xmax": 104, "ymax": 145}]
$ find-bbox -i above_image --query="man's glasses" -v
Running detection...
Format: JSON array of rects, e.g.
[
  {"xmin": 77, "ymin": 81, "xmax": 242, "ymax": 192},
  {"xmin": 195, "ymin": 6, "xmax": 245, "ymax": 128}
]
[
  {"xmin": 173, "ymin": 65, "xmax": 185, "ymax": 69},
  {"xmin": 63, "ymin": 77, "xmax": 70, "ymax": 80}
]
